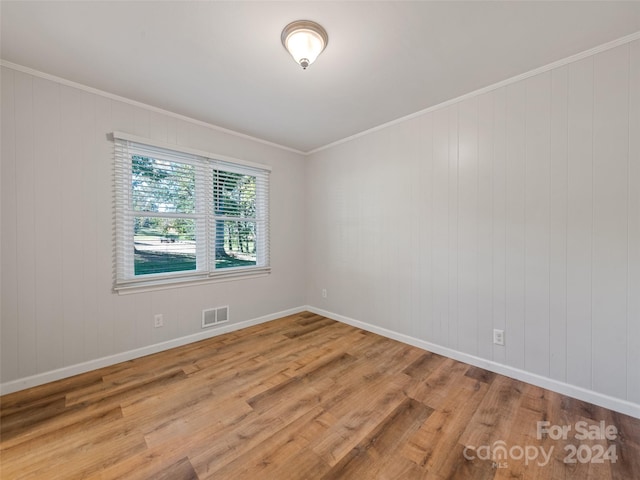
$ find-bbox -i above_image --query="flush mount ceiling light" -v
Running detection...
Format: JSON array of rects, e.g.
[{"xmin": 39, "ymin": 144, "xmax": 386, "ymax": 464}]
[{"xmin": 281, "ymin": 20, "xmax": 328, "ymax": 70}]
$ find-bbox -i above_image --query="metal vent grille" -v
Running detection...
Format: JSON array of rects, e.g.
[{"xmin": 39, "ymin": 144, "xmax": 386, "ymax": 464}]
[{"xmin": 202, "ymin": 306, "xmax": 229, "ymax": 328}]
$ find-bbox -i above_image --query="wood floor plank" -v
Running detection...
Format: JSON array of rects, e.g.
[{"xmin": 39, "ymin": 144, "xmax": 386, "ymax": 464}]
[
  {"xmin": 320, "ymin": 397, "xmax": 433, "ymax": 479},
  {"xmin": 189, "ymin": 412, "xmax": 287, "ymax": 476},
  {"xmin": 0, "ymin": 370, "xmax": 104, "ymax": 415},
  {"xmin": 405, "ymin": 357, "xmax": 475, "ymax": 409},
  {"xmin": 402, "ymin": 351, "xmax": 448, "ymax": 379},
  {"xmin": 401, "ymin": 378, "xmax": 491, "ymax": 476},
  {"xmin": 141, "ymin": 392, "xmax": 255, "ymax": 449},
  {"xmin": 1, "ymin": 311, "xmax": 638, "ymax": 479},
  {"xmin": 199, "ymin": 406, "xmax": 329, "ymax": 480},
  {"xmin": 284, "ymin": 317, "xmax": 337, "ymax": 339},
  {"xmin": 310, "ymin": 375, "xmax": 410, "ymax": 466},
  {"xmin": 458, "ymin": 374, "xmax": 526, "ymax": 449},
  {"xmin": 1, "ymin": 408, "xmax": 147, "ymax": 479},
  {"xmin": 611, "ymin": 411, "xmax": 640, "ymax": 480},
  {"xmin": 65, "ymin": 368, "xmax": 188, "ymax": 407},
  {"xmin": 85, "ymin": 443, "xmax": 193, "ymax": 480},
  {"xmin": 152, "ymin": 457, "xmax": 199, "ymax": 480}
]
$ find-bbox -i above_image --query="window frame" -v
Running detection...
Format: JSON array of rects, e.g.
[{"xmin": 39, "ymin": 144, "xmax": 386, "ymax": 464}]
[{"xmin": 113, "ymin": 132, "xmax": 271, "ymax": 294}]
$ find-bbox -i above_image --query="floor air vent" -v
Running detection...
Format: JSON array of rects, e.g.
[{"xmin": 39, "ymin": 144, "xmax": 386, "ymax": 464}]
[{"xmin": 202, "ymin": 306, "xmax": 229, "ymax": 328}]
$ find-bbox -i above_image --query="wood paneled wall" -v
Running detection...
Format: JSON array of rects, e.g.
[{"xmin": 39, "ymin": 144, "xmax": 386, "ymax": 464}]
[
  {"xmin": 307, "ymin": 39, "xmax": 640, "ymax": 406},
  {"xmin": 0, "ymin": 67, "xmax": 307, "ymax": 386}
]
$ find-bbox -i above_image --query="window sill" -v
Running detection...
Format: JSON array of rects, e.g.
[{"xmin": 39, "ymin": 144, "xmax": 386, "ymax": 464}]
[{"xmin": 114, "ymin": 268, "xmax": 271, "ymax": 295}]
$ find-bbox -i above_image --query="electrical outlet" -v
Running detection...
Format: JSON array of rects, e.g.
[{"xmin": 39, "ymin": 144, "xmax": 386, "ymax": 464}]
[
  {"xmin": 493, "ymin": 329, "xmax": 505, "ymax": 346},
  {"xmin": 322, "ymin": 288, "xmax": 327, "ymax": 298},
  {"xmin": 154, "ymin": 314, "xmax": 164, "ymax": 328}
]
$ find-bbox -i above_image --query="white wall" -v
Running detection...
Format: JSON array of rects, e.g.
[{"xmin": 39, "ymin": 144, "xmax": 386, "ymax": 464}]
[
  {"xmin": 0, "ymin": 66, "xmax": 307, "ymax": 386},
  {"xmin": 1, "ymin": 37, "xmax": 639, "ymax": 416},
  {"xmin": 307, "ymin": 39, "xmax": 640, "ymax": 409}
]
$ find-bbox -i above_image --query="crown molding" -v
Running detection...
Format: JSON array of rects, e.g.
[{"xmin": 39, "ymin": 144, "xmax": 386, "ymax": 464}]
[
  {"xmin": 307, "ymin": 30, "xmax": 640, "ymax": 155},
  {"xmin": 3, "ymin": 29, "xmax": 640, "ymax": 157},
  {"xmin": 0, "ymin": 59, "xmax": 306, "ymax": 156}
]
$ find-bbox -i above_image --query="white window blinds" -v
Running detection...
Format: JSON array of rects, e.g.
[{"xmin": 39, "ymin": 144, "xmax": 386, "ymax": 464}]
[{"xmin": 113, "ymin": 132, "xmax": 270, "ymax": 290}]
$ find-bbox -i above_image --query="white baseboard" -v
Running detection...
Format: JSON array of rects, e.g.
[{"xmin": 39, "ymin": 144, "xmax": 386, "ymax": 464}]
[
  {"xmin": 306, "ymin": 306, "xmax": 640, "ymax": 420},
  {"xmin": 4, "ymin": 304, "xmax": 639, "ymax": 420},
  {"xmin": 0, "ymin": 306, "xmax": 306, "ymax": 396}
]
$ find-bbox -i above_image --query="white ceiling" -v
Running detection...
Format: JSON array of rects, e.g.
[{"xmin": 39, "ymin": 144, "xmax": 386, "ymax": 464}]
[{"xmin": 2, "ymin": 1, "xmax": 640, "ymax": 153}]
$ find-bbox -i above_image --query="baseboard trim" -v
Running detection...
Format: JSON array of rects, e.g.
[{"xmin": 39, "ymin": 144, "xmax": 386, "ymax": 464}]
[
  {"xmin": 306, "ymin": 306, "xmax": 640, "ymax": 420},
  {"xmin": 0, "ymin": 306, "xmax": 306, "ymax": 396},
  {"xmin": 4, "ymin": 305, "xmax": 638, "ymax": 419}
]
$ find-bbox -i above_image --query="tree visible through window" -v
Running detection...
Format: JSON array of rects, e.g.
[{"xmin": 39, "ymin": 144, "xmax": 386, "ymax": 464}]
[
  {"xmin": 114, "ymin": 134, "xmax": 270, "ymax": 289},
  {"xmin": 132, "ymin": 155, "xmax": 197, "ymax": 276},
  {"xmin": 213, "ymin": 170, "xmax": 259, "ymax": 269}
]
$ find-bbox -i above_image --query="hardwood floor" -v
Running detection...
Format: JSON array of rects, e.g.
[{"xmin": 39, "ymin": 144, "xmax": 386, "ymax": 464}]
[{"xmin": 1, "ymin": 312, "xmax": 639, "ymax": 479}]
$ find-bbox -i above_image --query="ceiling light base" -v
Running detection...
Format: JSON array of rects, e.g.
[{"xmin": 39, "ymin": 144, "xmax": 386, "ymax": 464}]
[{"xmin": 281, "ymin": 20, "xmax": 328, "ymax": 70}]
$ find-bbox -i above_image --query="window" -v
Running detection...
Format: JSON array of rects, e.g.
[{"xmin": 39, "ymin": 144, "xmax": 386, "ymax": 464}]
[{"xmin": 113, "ymin": 132, "xmax": 270, "ymax": 291}]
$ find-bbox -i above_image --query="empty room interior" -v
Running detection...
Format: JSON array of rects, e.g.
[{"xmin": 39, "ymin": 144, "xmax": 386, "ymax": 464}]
[{"xmin": 1, "ymin": 1, "xmax": 640, "ymax": 479}]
